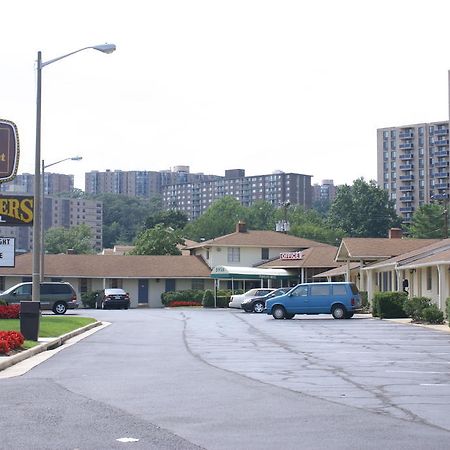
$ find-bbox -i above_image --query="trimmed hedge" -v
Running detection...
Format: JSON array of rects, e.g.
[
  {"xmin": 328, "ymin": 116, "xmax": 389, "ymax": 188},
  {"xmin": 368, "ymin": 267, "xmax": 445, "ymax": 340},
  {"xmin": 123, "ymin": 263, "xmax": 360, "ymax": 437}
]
[
  {"xmin": 446, "ymin": 298, "xmax": 450, "ymax": 327},
  {"xmin": 81, "ymin": 291, "xmax": 102, "ymax": 308},
  {"xmin": 403, "ymin": 297, "xmax": 432, "ymax": 322},
  {"xmin": 372, "ymin": 291, "xmax": 408, "ymax": 318},
  {"xmin": 161, "ymin": 290, "xmax": 204, "ymax": 306},
  {"xmin": 202, "ymin": 290, "xmax": 215, "ymax": 308}
]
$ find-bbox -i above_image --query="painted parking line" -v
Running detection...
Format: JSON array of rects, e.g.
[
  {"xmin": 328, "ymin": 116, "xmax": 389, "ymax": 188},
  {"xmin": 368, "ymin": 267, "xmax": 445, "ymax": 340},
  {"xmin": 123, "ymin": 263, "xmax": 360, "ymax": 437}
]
[
  {"xmin": 420, "ymin": 384, "xmax": 450, "ymax": 386},
  {"xmin": 387, "ymin": 370, "xmax": 450, "ymax": 374},
  {"xmin": 360, "ymin": 360, "xmax": 450, "ymax": 365}
]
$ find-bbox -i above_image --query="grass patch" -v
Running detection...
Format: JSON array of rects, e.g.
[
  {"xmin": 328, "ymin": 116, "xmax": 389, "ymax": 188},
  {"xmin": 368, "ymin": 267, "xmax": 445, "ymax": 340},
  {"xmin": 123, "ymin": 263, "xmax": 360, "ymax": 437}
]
[{"xmin": 0, "ymin": 316, "xmax": 97, "ymax": 341}]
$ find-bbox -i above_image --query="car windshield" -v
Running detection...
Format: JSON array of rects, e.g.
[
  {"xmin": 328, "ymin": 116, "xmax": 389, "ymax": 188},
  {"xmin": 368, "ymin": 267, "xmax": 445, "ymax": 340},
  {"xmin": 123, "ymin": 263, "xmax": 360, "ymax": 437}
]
[
  {"xmin": 244, "ymin": 289, "xmax": 258, "ymax": 296},
  {"xmin": 1, "ymin": 283, "xmax": 27, "ymax": 295}
]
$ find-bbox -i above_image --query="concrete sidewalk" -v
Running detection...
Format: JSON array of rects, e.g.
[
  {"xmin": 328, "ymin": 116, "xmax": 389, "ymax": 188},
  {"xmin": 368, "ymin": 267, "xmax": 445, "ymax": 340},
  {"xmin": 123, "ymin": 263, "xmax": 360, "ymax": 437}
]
[
  {"xmin": 383, "ymin": 317, "xmax": 450, "ymax": 333},
  {"xmin": 0, "ymin": 320, "xmax": 103, "ymax": 372}
]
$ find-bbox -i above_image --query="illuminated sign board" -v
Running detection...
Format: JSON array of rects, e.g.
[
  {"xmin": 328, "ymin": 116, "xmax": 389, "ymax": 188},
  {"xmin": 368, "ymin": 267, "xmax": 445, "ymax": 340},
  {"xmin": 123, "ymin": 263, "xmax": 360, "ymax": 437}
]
[
  {"xmin": 0, "ymin": 237, "xmax": 15, "ymax": 267},
  {"xmin": 0, "ymin": 119, "xmax": 20, "ymax": 183},
  {"xmin": 0, "ymin": 196, "xmax": 33, "ymax": 226}
]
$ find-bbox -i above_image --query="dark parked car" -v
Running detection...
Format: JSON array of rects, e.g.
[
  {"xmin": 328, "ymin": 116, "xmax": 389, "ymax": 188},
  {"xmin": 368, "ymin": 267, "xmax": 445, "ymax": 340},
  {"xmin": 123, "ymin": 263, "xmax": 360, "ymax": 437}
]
[
  {"xmin": 0, "ymin": 281, "xmax": 79, "ymax": 315},
  {"xmin": 97, "ymin": 288, "xmax": 130, "ymax": 310},
  {"xmin": 241, "ymin": 287, "xmax": 292, "ymax": 313}
]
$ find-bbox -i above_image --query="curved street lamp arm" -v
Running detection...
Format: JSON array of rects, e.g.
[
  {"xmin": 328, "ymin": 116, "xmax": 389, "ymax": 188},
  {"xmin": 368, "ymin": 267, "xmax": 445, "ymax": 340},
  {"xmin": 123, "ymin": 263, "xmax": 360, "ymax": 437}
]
[{"xmin": 41, "ymin": 44, "xmax": 116, "ymax": 68}]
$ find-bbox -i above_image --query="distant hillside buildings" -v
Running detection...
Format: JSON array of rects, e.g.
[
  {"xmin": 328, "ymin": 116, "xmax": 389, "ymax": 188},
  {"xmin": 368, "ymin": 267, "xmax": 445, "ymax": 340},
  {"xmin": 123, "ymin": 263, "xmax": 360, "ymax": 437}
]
[{"xmin": 85, "ymin": 167, "xmax": 313, "ymax": 220}]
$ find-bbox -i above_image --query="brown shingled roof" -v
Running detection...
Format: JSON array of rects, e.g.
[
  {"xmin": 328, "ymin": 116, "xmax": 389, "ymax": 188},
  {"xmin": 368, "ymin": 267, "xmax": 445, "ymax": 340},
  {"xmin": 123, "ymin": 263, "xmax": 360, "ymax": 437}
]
[
  {"xmin": 336, "ymin": 238, "xmax": 440, "ymax": 261},
  {"xmin": 185, "ymin": 230, "xmax": 332, "ymax": 249},
  {"xmin": 0, "ymin": 254, "xmax": 211, "ymax": 279},
  {"xmin": 257, "ymin": 246, "xmax": 340, "ymax": 269}
]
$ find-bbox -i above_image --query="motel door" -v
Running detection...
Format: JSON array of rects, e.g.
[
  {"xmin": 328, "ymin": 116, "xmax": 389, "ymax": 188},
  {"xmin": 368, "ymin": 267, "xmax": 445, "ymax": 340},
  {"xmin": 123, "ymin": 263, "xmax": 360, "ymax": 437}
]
[{"xmin": 138, "ymin": 279, "xmax": 149, "ymax": 304}]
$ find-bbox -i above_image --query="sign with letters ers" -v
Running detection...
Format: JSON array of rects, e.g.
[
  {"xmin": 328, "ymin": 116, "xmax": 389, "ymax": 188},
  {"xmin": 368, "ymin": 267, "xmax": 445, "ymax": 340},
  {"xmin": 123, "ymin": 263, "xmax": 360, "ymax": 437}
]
[
  {"xmin": 0, "ymin": 196, "xmax": 34, "ymax": 226},
  {"xmin": 0, "ymin": 237, "xmax": 15, "ymax": 267},
  {"xmin": 0, "ymin": 119, "xmax": 20, "ymax": 183}
]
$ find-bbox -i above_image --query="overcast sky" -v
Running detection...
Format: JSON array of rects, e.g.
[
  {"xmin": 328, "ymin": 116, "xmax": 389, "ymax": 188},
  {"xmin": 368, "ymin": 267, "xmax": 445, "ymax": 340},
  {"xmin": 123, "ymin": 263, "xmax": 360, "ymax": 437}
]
[{"xmin": 2, "ymin": 0, "xmax": 450, "ymax": 190}]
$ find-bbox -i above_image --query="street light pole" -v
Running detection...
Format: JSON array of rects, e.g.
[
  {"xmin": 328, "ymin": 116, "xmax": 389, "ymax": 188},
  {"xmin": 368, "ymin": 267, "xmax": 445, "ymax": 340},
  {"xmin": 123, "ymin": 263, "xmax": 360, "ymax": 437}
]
[
  {"xmin": 40, "ymin": 156, "xmax": 82, "ymax": 281},
  {"xmin": 31, "ymin": 44, "xmax": 116, "ymax": 304}
]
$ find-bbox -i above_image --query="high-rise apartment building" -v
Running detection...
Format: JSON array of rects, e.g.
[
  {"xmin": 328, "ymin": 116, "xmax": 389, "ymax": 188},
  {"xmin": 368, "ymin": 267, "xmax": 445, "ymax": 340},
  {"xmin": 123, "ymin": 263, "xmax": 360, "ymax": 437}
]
[
  {"xmin": 0, "ymin": 172, "xmax": 74, "ymax": 195},
  {"xmin": 85, "ymin": 167, "xmax": 220, "ymax": 198},
  {"xmin": 162, "ymin": 170, "xmax": 312, "ymax": 220},
  {"xmin": 0, "ymin": 195, "xmax": 103, "ymax": 252},
  {"xmin": 377, "ymin": 121, "xmax": 449, "ymax": 222},
  {"xmin": 312, "ymin": 179, "xmax": 336, "ymax": 203}
]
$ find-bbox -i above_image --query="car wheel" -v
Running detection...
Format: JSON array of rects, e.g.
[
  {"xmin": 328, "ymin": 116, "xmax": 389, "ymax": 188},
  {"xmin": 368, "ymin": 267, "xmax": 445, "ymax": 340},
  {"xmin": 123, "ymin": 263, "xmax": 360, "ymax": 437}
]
[
  {"xmin": 101, "ymin": 302, "xmax": 107, "ymax": 310},
  {"xmin": 253, "ymin": 301, "xmax": 265, "ymax": 313},
  {"xmin": 272, "ymin": 305, "xmax": 286, "ymax": 320},
  {"xmin": 332, "ymin": 304, "xmax": 346, "ymax": 319},
  {"xmin": 345, "ymin": 312, "xmax": 354, "ymax": 319},
  {"xmin": 285, "ymin": 313, "xmax": 295, "ymax": 319},
  {"xmin": 53, "ymin": 302, "xmax": 67, "ymax": 315}
]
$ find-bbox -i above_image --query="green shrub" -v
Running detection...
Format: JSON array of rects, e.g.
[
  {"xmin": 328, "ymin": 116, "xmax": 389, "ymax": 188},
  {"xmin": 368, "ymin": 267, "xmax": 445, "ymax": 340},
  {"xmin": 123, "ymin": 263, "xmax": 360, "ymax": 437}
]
[
  {"xmin": 81, "ymin": 290, "xmax": 102, "ymax": 308},
  {"xmin": 359, "ymin": 291, "xmax": 369, "ymax": 312},
  {"xmin": 161, "ymin": 290, "xmax": 204, "ymax": 306},
  {"xmin": 372, "ymin": 291, "xmax": 408, "ymax": 318},
  {"xmin": 446, "ymin": 298, "xmax": 450, "ymax": 327},
  {"xmin": 202, "ymin": 290, "xmax": 215, "ymax": 308},
  {"xmin": 0, "ymin": 300, "xmax": 6, "ymax": 306},
  {"xmin": 422, "ymin": 305, "xmax": 445, "ymax": 324},
  {"xmin": 216, "ymin": 296, "xmax": 229, "ymax": 308},
  {"xmin": 403, "ymin": 296, "xmax": 432, "ymax": 322}
]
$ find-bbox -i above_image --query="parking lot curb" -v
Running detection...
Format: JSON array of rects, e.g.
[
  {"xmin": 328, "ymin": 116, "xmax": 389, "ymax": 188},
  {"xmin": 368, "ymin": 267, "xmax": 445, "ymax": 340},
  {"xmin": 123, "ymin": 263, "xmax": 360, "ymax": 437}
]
[
  {"xmin": 0, "ymin": 321, "xmax": 102, "ymax": 372},
  {"xmin": 382, "ymin": 317, "xmax": 450, "ymax": 333}
]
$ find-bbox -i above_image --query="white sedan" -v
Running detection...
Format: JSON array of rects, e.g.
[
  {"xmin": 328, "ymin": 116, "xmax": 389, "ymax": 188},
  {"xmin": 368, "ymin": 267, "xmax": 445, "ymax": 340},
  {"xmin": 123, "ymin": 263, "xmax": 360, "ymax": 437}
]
[{"xmin": 228, "ymin": 288, "xmax": 275, "ymax": 309}]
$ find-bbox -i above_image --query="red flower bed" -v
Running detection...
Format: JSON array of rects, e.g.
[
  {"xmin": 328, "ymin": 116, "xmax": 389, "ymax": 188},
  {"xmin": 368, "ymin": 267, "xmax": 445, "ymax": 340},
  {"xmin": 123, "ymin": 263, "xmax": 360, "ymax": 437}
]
[
  {"xmin": 169, "ymin": 301, "xmax": 202, "ymax": 307},
  {"xmin": 0, "ymin": 304, "xmax": 20, "ymax": 319},
  {"xmin": 0, "ymin": 331, "xmax": 25, "ymax": 354}
]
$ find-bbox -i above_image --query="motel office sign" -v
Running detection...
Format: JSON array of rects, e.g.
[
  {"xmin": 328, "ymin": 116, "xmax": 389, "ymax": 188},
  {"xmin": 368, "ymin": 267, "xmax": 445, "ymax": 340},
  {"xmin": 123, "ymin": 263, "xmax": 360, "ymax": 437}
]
[{"xmin": 0, "ymin": 119, "xmax": 20, "ymax": 183}]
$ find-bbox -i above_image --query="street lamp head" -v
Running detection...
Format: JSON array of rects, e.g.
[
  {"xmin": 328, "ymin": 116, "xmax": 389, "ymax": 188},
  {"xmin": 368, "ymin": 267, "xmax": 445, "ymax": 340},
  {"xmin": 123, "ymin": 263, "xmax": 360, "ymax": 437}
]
[
  {"xmin": 92, "ymin": 43, "xmax": 116, "ymax": 54},
  {"xmin": 71, "ymin": 156, "xmax": 83, "ymax": 161}
]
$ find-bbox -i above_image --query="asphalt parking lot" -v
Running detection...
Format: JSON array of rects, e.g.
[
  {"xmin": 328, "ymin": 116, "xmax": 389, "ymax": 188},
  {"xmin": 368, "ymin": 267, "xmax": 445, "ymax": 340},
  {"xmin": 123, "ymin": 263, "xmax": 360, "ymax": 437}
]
[
  {"xmin": 2, "ymin": 308, "xmax": 450, "ymax": 449},
  {"xmin": 181, "ymin": 310, "xmax": 450, "ymax": 431}
]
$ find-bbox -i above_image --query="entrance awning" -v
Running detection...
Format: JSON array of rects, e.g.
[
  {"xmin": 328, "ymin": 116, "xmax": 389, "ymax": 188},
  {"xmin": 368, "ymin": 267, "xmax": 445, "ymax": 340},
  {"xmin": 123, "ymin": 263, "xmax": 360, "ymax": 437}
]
[{"xmin": 211, "ymin": 265, "xmax": 292, "ymax": 280}]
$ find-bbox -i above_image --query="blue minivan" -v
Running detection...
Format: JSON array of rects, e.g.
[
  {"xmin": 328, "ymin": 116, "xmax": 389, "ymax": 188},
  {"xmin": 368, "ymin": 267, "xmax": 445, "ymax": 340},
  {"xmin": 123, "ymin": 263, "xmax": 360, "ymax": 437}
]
[{"xmin": 265, "ymin": 282, "xmax": 362, "ymax": 320}]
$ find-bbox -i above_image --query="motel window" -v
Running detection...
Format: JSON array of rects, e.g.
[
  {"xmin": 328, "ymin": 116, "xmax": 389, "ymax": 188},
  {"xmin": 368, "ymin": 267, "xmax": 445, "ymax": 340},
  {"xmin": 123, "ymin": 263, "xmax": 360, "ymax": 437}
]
[
  {"xmin": 110, "ymin": 279, "xmax": 123, "ymax": 289},
  {"xmin": 261, "ymin": 248, "xmax": 269, "ymax": 260},
  {"xmin": 80, "ymin": 278, "xmax": 88, "ymax": 294},
  {"xmin": 192, "ymin": 279, "xmax": 205, "ymax": 291},
  {"xmin": 227, "ymin": 247, "xmax": 240, "ymax": 263},
  {"xmin": 0, "ymin": 277, "xmax": 4, "ymax": 292},
  {"xmin": 426, "ymin": 267, "xmax": 432, "ymax": 291}
]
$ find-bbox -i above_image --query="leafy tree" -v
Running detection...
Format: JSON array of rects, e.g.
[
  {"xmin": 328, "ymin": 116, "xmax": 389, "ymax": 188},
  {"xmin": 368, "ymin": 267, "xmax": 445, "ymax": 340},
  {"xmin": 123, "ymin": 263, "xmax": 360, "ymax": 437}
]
[
  {"xmin": 144, "ymin": 210, "xmax": 188, "ymax": 230},
  {"xmin": 45, "ymin": 224, "xmax": 94, "ymax": 254},
  {"xmin": 246, "ymin": 200, "xmax": 276, "ymax": 230},
  {"xmin": 130, "ymin": 224, "xmax": 184, "ymax": 255},
  {"xmin": 98, "ymin": 194, "xmax": 162, "ymax": 247},
  {"xmin": 327, "ymin": 178, "xmax": 401, "ymax": 237},
  {"xmin": 312, "ymin": 199, "xmax": 332, "ymax": 217},
  {"xmin": 408, "ymin": 204, "xmax": 446, "ymax": 238},
  {"xmin": 183, "ymin": 196, "xmax": 248, "ymax": 241}
]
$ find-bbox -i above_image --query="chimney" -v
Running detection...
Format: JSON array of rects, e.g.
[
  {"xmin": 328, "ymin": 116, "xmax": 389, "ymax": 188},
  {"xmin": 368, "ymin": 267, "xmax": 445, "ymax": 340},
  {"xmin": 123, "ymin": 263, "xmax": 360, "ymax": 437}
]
[
  {"xmin": 388, "ymin": 228, "xmax": 403, "ymax": 239},
  {"xmin": 236, "ymin": 221, "xmax": 247, "ymax": 233}
]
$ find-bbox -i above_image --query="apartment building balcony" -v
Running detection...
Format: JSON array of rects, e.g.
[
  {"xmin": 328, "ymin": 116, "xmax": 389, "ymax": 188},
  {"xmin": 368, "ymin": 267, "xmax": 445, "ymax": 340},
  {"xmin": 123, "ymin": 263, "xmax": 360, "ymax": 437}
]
[
  {"xmin": 435, "ymin": 128, "xmax": 449, "ymax": 136},
  {"xmin": 431, "ymin": 193, "xmax": 449, "ymax": 200},
  {"xmin": 399, "ymin": 131, "xmax": 414, "ymax": 139},
  {"xmin": 432, "ymin": 172, "xmax": 449, "ymax": 178},
  {"xmin": 399, "ymin": 164, "xmax": 413, "ymax": 170},
  {"xmin": 399, "ymin": 207, "xmax": 414, "ymax": 213},
  {"xmin": 399, "ymin": 143, "xmax": 414, "ymax": 149},
  {"xmin": 399, "ymin": 196, "xmax": 414, "ymax": 202},
  {"xmin": 435, "ymin": 140, "xmax": 449, "ymax": 146},
  {"xmin": 399, "ymin": 153, "xmax": 414, "ymax": 160},
  {"xmin": 434, "ymin": 183, "xmax": 449, "ymax": 189},
  {"xmin": 433, "ymin": 161, "xmax": 449, "ymax": 168},
  {"xmin": 399, "ymin": 174, "xmax": 414, "ymax": 181},
  {"xmin": 399, "ymin": 185, "xmax": 414, "ymax": 191}
]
